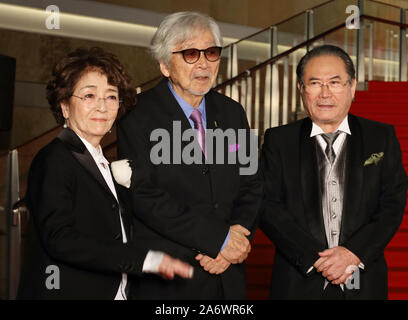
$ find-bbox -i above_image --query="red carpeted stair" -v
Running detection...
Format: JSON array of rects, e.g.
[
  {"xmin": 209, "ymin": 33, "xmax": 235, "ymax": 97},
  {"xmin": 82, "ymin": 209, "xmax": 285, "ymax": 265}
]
[{"xmin": 246, "ymin": 81, "xmax": 408, "ymax": 300}]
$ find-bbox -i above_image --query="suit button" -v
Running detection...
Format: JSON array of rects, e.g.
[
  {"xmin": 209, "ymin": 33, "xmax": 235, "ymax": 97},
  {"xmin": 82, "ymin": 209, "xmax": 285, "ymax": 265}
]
[
  {"xmin": 214, "ymin": 203, "xmax": 219, "ymax": 209},
  {"xmin": 295, "ymin": 257, "xmax": 301, "ymax": 266},
  {"xmin": 202, "ymin": 167, "xmax": 209, "ymax": 175},
  {"xmin": 112, "ymin": 203, "xmax": 117, "ymax": 210}
]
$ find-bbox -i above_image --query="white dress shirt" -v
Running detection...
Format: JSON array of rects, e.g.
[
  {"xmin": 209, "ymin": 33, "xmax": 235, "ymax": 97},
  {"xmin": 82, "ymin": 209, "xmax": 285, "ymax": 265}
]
[
  {"xmin": 77, "ymin": 134, "xmax": 163, "ymax": 300},
  {"xmin": 310, "ymin": 116, "xmax": 351, "ymax": 155}
]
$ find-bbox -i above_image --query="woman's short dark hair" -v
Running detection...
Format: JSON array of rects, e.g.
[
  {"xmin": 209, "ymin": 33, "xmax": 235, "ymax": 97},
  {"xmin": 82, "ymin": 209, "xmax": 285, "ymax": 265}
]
[
  {"xmin": 47, "ymin": 47, "xmax": 136, "ymax": 125},
  {"xmin": 296, "ymin": 45, "xmax": 356, "ymax": 86}
]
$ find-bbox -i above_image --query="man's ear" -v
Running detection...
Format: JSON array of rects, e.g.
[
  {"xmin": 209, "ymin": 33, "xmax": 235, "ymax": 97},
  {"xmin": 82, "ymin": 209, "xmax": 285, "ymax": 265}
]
[
  {"xmin": 159, "ymin": 61, "xmax": 170, "ymax": 78},
  {"xmin": 350, "ymin": 78, "xmax": 357, "ymax": 99},
  {"xmin": 297, "ymin": 81, "xmax": 305, "ymax": 94}
]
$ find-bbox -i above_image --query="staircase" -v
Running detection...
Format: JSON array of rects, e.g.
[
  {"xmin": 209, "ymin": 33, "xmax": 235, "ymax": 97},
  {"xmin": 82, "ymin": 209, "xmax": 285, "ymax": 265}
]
[
  {"xmin": 246, "ymin": 81, "xmax": 408, "ymax": 300},
  {"xmin": 353, "ymin": 81, "xmax": 408, "ymax": 300}
]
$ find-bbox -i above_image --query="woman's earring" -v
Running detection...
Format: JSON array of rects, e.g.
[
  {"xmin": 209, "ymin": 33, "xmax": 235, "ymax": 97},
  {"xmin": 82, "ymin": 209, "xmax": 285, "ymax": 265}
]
[
  {"xmin": 109, "ymin": 121, "xmax": 115, "ymax": 134},
  {"xmin": 63, "ymin": 118, "xmax": 68, "ymax": 128}
]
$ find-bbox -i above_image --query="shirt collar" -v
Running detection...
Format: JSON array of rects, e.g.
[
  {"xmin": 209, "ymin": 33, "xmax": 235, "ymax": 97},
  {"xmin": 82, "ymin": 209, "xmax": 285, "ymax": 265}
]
[
  {"xmin": 310, "ymin": 115, "xmax": 351, "ymax": 137},
  {"xmin": 167, "ymin": 80, "xmax": 206, "ymax": 119},
  {"xmin": 76, "ymin": 133, "xmax": 108, "ymax": 164}
]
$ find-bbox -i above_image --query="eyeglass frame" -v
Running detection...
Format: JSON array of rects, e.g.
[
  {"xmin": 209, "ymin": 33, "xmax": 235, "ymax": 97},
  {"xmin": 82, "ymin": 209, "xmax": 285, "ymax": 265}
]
[
  {"xmin": 172, "ymin": 46, "xmax": 222, "ymax": 64},
  {"xmin": 71, "ymin": 94, "xmax": 122, "ymax": 108},
  {"xmin": 300, "ymin": 78, "xmax": 353, "ymax": 94}
]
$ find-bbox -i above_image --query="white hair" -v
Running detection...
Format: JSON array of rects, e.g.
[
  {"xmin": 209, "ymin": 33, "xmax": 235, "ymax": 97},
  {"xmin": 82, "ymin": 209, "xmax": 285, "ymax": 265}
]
[{"xmin": 150, "ymin": 11, "xmax": 223, "ymax": 66}]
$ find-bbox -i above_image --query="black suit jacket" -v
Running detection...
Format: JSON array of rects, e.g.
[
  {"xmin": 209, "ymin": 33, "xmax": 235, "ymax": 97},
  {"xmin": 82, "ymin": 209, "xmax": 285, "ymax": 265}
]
[
  {"xmin": 17, "ymin": 128, "xmax": 148, "ymax": 300},
  {"xmin": 260, "ymin": 114, "xmax": 408, "ymax": 299},
  {"xmin": 116, "ymin": 79, "xmax": 262, "ymax": 299}
]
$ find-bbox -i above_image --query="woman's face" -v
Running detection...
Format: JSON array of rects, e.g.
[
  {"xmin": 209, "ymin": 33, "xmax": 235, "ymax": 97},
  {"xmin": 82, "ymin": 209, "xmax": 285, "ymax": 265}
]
[{"xmin": 61, "ymin": 70, "xmax": 119, "ymax": 147}]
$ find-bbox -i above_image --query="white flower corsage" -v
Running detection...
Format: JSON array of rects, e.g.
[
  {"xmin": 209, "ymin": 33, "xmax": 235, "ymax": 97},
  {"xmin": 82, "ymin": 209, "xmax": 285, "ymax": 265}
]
[{"xmin": 111, "ymin": 159, "xmax": 132, "ymax": 188}]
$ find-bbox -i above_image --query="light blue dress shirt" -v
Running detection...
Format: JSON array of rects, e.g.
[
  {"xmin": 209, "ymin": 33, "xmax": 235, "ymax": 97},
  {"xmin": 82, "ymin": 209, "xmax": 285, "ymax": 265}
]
[
  {"xmin": 167, "ymin": 81, "xmax": 207, "ymax": 129},
  {"xmin": 167, "ymin": 81, "xmax": 230, "ymax": 252}
]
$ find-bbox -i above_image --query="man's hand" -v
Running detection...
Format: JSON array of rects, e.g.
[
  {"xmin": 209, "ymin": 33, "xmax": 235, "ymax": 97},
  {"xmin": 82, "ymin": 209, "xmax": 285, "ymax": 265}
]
[
  {"xmin": 195, "ymin": 253, "xmax": 231, "ymax": 274},
  {"xmin": 220, "ymin": 224, "xmax": 251, "ymax": 264},
  {"xmin": 313, "ymin": 246, "xmax": 360, "ymax": 284},
  {"xmin": 158, "ymin": 253, "xmax": 194, "ymax": 280}
]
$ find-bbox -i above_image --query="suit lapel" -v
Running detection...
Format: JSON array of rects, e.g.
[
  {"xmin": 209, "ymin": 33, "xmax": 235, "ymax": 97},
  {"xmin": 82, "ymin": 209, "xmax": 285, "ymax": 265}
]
[
  {"xmin": 340, "ymin": 114, "xmax": 364, "ymax": 244},
  {"xmin": 155, "ymin": 78, "xmax": 193, "ymax": 132},
  {"xmin": 154, "ymin": 79, "xmax": 199, "ymax": 156},
  {"xmin": 300, "ymin": 118, "xmax": 328, "ymax": 247},
  {"xmin": 205, "ymin": 91, "xmax": 222, "ymax": 131},
  {"xmin": 203, "ymin": 91, "xmax": 223, "ymax": 163},
  {"xmin": 57, "ymin": 128, "xmax": 118, "ymax": 203}
]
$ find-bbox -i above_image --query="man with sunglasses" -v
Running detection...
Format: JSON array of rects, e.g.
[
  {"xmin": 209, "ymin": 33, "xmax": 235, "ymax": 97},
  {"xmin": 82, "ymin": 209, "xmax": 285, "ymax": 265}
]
[
  {"xmin": 116, "ymin": 11, "xmax": 262, "ymax": 299},
  {"xmin": 260, "ymin": 45, "xmax": 408, "ymax": 299}
]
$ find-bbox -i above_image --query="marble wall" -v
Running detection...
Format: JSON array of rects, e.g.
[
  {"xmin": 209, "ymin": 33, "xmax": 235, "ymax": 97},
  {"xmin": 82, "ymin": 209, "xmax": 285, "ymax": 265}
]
[{"xmin": 0, "ymin": 28, "xmax": 161, "ymax": 149}]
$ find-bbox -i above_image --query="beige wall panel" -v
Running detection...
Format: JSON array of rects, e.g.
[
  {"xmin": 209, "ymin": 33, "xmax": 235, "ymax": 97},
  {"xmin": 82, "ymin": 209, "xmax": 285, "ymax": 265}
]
[
  {"xmin": 91, "ymin": 0, "xmax": 408, "ymax": 27},
  {"xmin": 210, "ymin": 0, "xmax": 249, "ymax": 26},
  {"xmin": 0, "ymin": 28, "xmax": 162, "ymax": 147},
  {"xmin": 0, "ymin": 29, "xmax": 160, "ymax": 85},
  {"xmin": 10, "ymin": 106, "xmax": 57, "ymax": 148},
  {"xmin": 94, "ymin": 0, "xmax": 329, "ymax": 28}
]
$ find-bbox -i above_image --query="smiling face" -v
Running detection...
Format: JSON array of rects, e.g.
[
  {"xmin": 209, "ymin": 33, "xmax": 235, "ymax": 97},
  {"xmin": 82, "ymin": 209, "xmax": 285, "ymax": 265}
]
[
  {"xmin": 60, "ymin": 70, "xmax": 119, "ymax": 147},
  {"xmin": 159, "ymin": 28, "xmax": 220, "ymax": 108},
  {"xmin": 299, "ymin": 55, "xmax": 356, "ymax": 132}
]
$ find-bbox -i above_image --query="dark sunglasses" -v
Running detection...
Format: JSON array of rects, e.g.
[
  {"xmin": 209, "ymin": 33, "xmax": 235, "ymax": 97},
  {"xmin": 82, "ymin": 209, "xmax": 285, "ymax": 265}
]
[{"xmin": 172, "ymin": 46, "xmax": 222, "ymax": 64}]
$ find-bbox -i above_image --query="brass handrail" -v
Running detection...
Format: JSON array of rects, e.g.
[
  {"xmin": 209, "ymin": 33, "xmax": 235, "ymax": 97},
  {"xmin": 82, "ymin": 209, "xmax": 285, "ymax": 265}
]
[
  {"xmin": 214, "ymin": 23, "xmax": 346, "ymax": 90},
  {"xmin": 367, "ymin": 0, "xmax": 407, "ymax": 10},
  {"xmin": 222, "ymin": 0, "xmax": 336, "ymax": 48},
  {"xmin": 215, "ymin": 14, "xmax": 408, "ymax": 91},
  {"xmin": 362, "ymin": 14, "xmax": 408, "ymax": 28}
]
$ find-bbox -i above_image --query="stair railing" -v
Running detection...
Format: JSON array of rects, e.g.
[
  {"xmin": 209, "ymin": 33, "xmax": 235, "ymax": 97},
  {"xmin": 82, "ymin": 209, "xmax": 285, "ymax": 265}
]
[
  {"xmin": 215, "ymin": 9, "xmax": 408, "ymax": 138},
  {"xmin": 4, "ymin": 149, "xmax": 20, "ymax": 299}
]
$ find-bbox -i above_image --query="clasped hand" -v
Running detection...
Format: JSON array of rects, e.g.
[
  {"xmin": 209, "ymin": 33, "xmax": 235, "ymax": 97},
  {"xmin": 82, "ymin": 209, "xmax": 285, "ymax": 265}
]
[
  {"xmin": 195, "ymin": 224, "xmax": 251, "ymax": 274},
  {"xmin": 313, "ymin": 246, "xmax": 361, "ymax": 285}
]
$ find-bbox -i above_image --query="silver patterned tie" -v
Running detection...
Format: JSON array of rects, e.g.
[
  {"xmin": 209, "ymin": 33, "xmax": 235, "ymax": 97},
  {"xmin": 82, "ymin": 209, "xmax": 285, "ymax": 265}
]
[{"xmin": 321, "ymin": 132, "xmax": 340, "ymax": 165}]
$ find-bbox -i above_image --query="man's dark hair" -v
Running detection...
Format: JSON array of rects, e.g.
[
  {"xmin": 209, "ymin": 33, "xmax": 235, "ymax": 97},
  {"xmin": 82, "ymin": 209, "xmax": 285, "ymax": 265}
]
[{"xmin": 296, "ymin": 45, "xmax": 356, "ymax": 86}]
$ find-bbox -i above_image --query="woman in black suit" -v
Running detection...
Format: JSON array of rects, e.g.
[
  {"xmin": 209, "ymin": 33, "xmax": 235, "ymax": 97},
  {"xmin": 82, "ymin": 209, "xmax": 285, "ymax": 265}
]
[{"xmin": 17, "ymin": 47, "xmax": 192, "ymax": 300}]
